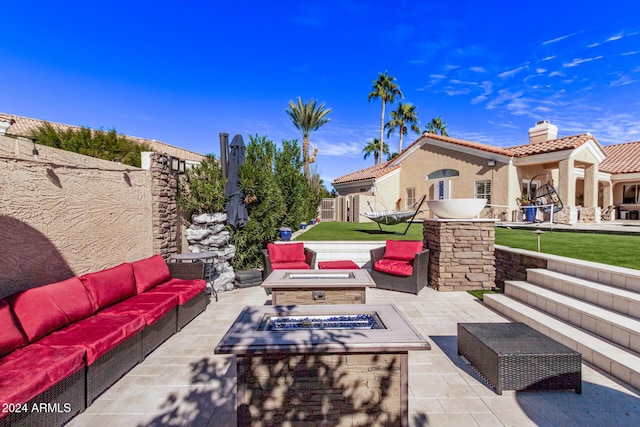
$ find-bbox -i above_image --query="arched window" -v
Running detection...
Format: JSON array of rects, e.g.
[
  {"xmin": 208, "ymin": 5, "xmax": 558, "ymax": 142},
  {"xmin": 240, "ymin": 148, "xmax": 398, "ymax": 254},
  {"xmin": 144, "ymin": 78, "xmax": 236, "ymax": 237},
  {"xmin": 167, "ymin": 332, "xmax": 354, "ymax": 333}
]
[{"xmin": 427, "ymin": 169, "xmax": 459, "ymax": 180}]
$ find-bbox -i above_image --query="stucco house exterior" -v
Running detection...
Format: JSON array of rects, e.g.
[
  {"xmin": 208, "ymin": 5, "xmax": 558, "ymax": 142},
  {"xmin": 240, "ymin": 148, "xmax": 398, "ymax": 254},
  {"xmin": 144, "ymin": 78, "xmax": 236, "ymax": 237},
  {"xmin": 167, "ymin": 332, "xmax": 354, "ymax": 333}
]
[{"xmin": 332, "ymin": 121, "xmax": 640, "ymax": 224}]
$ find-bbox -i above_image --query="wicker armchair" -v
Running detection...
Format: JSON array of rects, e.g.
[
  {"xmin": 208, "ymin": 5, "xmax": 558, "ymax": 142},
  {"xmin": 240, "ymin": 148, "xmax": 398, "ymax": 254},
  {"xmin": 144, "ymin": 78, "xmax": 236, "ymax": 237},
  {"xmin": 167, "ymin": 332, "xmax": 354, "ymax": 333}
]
[
  {"xmin": 369, "ymin": 242, "xmax": 429, "ymax": 295},
  {"xmin": 261, "ymin": 244, "xmax": 317, "ymax": 280}
]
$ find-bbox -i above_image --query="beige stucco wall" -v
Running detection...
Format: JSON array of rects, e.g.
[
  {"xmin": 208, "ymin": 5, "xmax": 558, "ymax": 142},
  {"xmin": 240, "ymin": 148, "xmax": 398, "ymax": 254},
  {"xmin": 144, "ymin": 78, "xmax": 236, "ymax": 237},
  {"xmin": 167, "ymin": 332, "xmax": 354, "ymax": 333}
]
[{"xmin": 0, "ymin": 136, "xmax": 154, "ymax": 297}]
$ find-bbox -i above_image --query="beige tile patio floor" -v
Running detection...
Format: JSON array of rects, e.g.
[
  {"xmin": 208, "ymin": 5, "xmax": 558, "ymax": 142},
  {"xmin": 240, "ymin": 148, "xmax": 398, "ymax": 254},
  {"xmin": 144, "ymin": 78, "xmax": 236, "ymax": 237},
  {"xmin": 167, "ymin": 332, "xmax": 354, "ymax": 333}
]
[{"xmin": 67, "ymin": 285, "xmax": 640, "ymax": 427}]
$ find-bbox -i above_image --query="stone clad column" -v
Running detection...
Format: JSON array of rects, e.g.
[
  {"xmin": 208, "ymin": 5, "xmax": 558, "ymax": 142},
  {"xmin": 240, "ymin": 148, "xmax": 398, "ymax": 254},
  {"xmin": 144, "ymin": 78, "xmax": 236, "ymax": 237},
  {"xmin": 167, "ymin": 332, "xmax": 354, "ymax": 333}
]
[{"xmin": 423, "ymin": 220, "xmax": 496, "ymax": 291}]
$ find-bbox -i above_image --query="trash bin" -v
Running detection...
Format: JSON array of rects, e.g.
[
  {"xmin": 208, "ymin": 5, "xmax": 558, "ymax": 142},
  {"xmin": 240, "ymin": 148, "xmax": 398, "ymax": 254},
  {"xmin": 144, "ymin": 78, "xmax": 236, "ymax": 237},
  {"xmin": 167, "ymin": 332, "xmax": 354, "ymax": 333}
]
[
  {"xmin": 620, "ymin": 209, "xmax": 628, "ymax": 220},
  {"xmin": 524, "ymin": 205, "xmax": 537, "ymax": 222},
  {"xmin": 631, "ymin": 210, "xmax": 639, "ymax": 220}
]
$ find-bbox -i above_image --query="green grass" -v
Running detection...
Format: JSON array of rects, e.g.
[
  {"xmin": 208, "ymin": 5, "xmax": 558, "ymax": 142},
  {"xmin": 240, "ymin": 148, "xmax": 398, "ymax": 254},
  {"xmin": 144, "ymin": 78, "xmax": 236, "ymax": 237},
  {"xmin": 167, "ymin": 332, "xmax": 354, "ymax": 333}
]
[
  {"xmin": 296, "ymin": 221, "xmax": 640, "ymax": 270},
  {"xmin": 467, "ymin": 289, "xmax": 500, "ymax": 300},
  {"xmin": 495, "ymin": 227, "xmax": 640, "ymax": 270},
  {"xmin": 295, "ymin": 221, "xmax": 424, "ymax": 241}
]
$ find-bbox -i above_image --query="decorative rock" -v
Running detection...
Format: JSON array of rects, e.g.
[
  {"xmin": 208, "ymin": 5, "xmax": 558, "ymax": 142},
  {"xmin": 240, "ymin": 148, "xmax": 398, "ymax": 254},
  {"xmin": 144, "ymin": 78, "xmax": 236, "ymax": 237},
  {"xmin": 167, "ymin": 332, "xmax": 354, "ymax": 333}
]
[
  {"xmin": 185, "ymin": 228, "xmax": 213, "ymax": 241},
  {"xmin": 192, "ymin": 212, "xmax": 227, "ymax": 224}
]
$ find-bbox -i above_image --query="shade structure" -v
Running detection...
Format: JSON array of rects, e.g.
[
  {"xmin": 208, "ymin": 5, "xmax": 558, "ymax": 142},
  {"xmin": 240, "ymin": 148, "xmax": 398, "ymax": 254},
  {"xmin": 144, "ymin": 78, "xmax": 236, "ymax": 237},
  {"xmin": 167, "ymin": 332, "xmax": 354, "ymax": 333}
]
[{"xmin": 224, "ymin": 134, "xmax": 248, "ymax": 228}]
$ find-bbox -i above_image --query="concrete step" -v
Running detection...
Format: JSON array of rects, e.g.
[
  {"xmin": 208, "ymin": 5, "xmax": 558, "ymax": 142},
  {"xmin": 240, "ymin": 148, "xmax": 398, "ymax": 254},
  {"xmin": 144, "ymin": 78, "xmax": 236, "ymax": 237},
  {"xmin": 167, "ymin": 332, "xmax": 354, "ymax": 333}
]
[
  {"xmin": 546, "ymin": 257, "xmax": 640, "ymax": 293},
  {"xmin": 527, "ymin": 268, "xmax": 640, "ymax": 319},
  {"xmin": 505, "ymin": 281, "xmax": 640, "ymax": 354},
  {"xmin": 484, "ymin": 293, "xmax": 640, "ymax": 390}
]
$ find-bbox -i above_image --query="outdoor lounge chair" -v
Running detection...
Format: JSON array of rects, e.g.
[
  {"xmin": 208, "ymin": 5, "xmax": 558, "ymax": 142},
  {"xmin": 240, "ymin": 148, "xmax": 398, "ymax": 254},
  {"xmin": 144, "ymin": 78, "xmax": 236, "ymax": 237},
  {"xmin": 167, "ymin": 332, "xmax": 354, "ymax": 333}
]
[
  {"xmin": 369, "ymin": 240, "xmax": 429, "ymax": 295},
  {"xmin": 261, "ymin": 242, "xmax": 317, "ymax": 280}
]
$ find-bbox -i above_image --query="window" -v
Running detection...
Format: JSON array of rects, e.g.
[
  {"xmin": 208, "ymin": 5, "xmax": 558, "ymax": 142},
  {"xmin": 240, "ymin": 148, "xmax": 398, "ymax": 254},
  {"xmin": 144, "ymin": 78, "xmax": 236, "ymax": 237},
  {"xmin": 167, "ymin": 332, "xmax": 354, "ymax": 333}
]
[
  {"xmin": 427, "ymin": 169, "xmax": 459, "ymax": 180},
  {"xmin": 405, "ymin": 187, "xmax": 416, "ymax": 208},
  {"xmin": 435, "ymin": 180, "xmax": 451, "ymax": 200},
  {"xmin": 475, "ymin": 180, "xmax": 491, "ymax": 204},
  {"xmin": 521, "ymin": 180, "xmax": 539, "ymax": 200},
  {"xmin": 623, "ymin": 184, "xmax": 640, "ymax": 204}
]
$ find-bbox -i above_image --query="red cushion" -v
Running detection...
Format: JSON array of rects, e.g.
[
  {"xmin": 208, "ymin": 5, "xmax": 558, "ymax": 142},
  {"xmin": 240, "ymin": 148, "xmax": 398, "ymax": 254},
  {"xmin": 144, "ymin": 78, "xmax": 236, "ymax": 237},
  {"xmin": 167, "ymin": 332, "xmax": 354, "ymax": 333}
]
[
  {"xmin": 374, "ymin": 259, "xmax": 414, "ymax": 277},
  {"xmin": 271, "ymin": 262, "xmax": 311, "ymax": 270},
  {"xmin": 0, "ymin": 299, "xmax": 26, "ymax": 357},
  {"xmin": 149, "ymin": 279, "xmax": 206, "ymax": 304},
  {"xmin": 318, "ymin": 260, "xmax": 359, "ymax": 269},
  {"xmin": 132, "ymin": 255, "xmax": 171, "ymax": 294},
  {"xmin": 100, "ymin": 292, "xmax": 177, "ymax": 325},
  {"xmin": 80, "ymin": 263, "xmax": 137, "ymax": 309},
  {"xmin": 38, "ymin": 312, "xmax": 144, "ymax": 365},
  {"xmin": 384, "ymin": 240, "xmax": 423, "ymax": 262},
  {"xmin": 0, "ymin": 344, "xmax": 85, "ymax": 408},
  {"xmin": 267, "ymin": 243, "xmax": 306, "ymax": 263},
  {"xmin": 11, "ymin": 277, "xmax": 97, "ymax": 343}
]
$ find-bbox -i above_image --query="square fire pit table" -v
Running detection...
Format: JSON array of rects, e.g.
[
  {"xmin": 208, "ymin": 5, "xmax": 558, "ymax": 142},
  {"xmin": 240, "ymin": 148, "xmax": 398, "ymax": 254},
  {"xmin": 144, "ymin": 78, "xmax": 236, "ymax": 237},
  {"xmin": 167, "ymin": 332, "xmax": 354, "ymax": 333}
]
[
  {"xmin": 262, "ymin": 269, "xmax": 375, "ymax": 305},
  {"xmin": 215, "ymin": 304, "xmax": 430, "ymax": 426},
  {"xmin": 458, "ymin": 322, "xmax": 582, "ymax": 394}
]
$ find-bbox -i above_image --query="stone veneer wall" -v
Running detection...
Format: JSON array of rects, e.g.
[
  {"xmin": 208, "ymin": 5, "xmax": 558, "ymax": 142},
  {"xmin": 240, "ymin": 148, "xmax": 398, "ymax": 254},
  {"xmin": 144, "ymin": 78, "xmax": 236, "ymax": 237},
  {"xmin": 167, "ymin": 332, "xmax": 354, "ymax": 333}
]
[
  {"xmin": 271, "ymin": 287, "xmax": 366, "ymax": 305},
  {"xmin": 423, "ymin": 220, "xmax": 495, "ymax": 291},
  {"xmin": 0, "ymin": 136, "xmax": 154, "ymax": 298},
  {"xmin": 494, "ymin": 246, "xmax": 547, "ymax": 290},
  {"xmin": 236, "ymin": 352, "xmax": 405, "ymax": 426},
  {"xmin": 149, "ymin": 152, "xmax": 180, "ymax": 259}
]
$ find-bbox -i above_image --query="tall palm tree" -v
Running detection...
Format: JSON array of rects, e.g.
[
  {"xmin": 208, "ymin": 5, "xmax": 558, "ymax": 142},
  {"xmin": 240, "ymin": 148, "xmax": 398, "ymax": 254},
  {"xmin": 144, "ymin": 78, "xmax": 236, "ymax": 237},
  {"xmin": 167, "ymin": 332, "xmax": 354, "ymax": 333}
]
[
  {"xmin": 286, "ymin": 97, "xmax": 331, "ymax": 179},
  {"xmin": 424, "ymin": 116, "xmax": 449, "ymax": 136},
  {"xmin": 385, "ymin": 102, "xmax": 420, "ymax": 153},
  {"xmin": 368, "ymin": 72, "xmax": 403, "ymax": 165},
  {"xmin": 362, "ymin": 138, "xmax": 390, "ymax": 165}
]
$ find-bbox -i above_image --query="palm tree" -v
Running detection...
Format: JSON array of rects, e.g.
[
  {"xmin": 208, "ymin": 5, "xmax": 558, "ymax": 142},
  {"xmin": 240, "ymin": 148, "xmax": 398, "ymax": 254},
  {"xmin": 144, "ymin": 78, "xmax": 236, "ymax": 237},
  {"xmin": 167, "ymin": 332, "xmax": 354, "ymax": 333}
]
[
  {"xmin": 362, "ymin": 138, "xmax": 390, "ymax": 165},
  {"xmin": 385, "ymin": 102, "xmax": 420, "ymax": 153},
  {"xmin": 368, "ymin": 72, "xmax": 403, "ymax": 165},
  {"xmin": 286, "ymin": 97, "xmax": 331, "ymax": 179},
  {"xmin": 424, "ymin": 116, "xmax": 449, "ymax": 136}
]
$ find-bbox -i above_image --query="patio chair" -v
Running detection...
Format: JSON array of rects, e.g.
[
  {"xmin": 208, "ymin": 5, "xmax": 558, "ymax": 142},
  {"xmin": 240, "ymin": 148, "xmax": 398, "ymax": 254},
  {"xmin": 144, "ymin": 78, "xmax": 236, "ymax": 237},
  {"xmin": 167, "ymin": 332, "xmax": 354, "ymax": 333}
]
[
  {"xmin": 261, "ymin": 242, "xmax": 317, "ymax": 280},
  {"xmin": 369, "ymin": 240, "xmax": 429, "ymax": 295},
  {"xmin": 601, "ymin": 205, "xmax": 615, "ymax": 221}
]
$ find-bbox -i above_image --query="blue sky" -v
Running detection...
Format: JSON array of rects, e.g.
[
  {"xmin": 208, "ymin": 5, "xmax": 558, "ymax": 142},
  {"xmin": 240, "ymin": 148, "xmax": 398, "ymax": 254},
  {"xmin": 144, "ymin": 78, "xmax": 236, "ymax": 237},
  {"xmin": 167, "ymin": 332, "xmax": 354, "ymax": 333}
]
[{"xmin": 2, "ymin": 1, "xmax": 640, "ymax": 188}]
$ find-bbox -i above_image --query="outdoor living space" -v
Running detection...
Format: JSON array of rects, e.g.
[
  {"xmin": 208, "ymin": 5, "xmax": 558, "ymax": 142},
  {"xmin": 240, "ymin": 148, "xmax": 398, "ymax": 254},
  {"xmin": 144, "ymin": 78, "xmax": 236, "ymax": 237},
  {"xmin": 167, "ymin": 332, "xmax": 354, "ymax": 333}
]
[{"xmin": 66, "ymin": 284, "xmax": 640, "ymax": 427}]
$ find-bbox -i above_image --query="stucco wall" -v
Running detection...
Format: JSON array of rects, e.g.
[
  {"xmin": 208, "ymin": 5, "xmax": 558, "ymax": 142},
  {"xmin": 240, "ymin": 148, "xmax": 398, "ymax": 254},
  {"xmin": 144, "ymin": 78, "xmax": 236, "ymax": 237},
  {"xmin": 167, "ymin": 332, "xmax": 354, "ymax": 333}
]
[{"xmin": 0, "ymin": 135, "xmax": 154, "ymax": 297}]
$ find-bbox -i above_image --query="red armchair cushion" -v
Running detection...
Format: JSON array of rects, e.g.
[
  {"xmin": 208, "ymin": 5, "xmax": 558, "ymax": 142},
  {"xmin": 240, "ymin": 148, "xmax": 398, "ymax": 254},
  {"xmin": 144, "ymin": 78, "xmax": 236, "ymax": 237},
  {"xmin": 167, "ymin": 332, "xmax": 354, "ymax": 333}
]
[
  {"xmin": 267, "ymin": 243, "xmax": 306, "ymax": 263},
  {"xmin": 0, "ymin": 299, "xmax": 26, "ymax": 357},
  {"xmin": 38, "ymin": 312, "xmax": 145, "ymax": 365},
  {"xmin": 0, "ymin": 344, "xmax": 85, "ymax": 408},
  {"xmin": 132, "ymin": 255, "xmax": 171, "ymax": 294},
  {"xmin": 80, "ymin": 263, "xmax": 137, "ymax": 309},
  {"xmin": 374, "ymin": 259, "xmax": 414, "ymax": 277},
  {"xmin": 100, "ymin": 292, "xmax": 177, "ymax": 325},
  {"xmin": 271, "ymin": 262, "xmax": 311, "ymax": 271},
  {"xmin": 11, "ymin": 277, "xmax": 97, "ymax": 343},
  {"xmin": 149, "ymin": 279, "xmax": 206, "ymax": 304},
  {"xmin": 384, "ymin": 240, "xmax": 423, "ymax": 262}
]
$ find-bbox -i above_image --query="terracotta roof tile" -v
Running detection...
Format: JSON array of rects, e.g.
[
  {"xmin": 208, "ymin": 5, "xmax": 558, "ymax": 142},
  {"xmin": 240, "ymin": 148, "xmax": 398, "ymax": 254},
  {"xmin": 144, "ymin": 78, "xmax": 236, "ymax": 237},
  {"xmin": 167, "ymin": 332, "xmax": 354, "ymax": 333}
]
[
  {"xmin": 508, "ymin": 134, "xmax": 593, "ymax": 156},
  {"xmin": 332, "ymin": 161, "xmax": 400, "ymax": 185},
  {"xmin": 399, "ymin": 133, "xmax": 514, "ymax": 158},
  {"xmin": 601, "ymin": 141, "xmax": 640, "ymax": 174},
  {"xmin": 0, "ymin": 112, "xmax": 205, "ymax": 162}
]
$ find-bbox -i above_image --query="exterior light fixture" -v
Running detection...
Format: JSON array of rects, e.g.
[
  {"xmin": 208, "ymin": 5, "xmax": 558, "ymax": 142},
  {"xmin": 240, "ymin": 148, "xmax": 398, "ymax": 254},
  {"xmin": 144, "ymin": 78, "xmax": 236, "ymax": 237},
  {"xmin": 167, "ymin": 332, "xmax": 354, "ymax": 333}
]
[
  {"xmin": 31, "ymin": 140, "xmax": 39, "ymax": 160},
  {"xmin": 178, "ymin": 159, "xmax": 186, "ymax": 174},
  {"xmin": 169, "ymin": 156, "xmax": 180, "ymax": 173},
  {"xmin": 488, "ymin": 160, "xmax": 496, "ymax": 167}
]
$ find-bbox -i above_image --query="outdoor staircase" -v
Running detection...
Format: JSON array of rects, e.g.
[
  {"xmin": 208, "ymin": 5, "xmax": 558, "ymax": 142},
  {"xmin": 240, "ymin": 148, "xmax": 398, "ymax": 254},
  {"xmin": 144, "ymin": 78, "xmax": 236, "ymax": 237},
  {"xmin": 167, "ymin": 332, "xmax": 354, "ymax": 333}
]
[{"xmin": 484, "ymin": 257, "xmax": 640, "ymax": 391}]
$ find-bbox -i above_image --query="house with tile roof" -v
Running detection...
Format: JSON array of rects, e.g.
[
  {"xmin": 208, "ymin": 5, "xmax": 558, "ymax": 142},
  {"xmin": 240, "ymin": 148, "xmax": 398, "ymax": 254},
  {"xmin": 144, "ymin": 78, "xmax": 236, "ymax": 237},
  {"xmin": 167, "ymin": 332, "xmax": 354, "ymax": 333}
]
[
  {"xmin": 333, "ymin": 121, "xmax": 639, "ymax": 224},
  {"xmin": 0, "ymin": 113, "xmax": 206, "ymax": 164}
]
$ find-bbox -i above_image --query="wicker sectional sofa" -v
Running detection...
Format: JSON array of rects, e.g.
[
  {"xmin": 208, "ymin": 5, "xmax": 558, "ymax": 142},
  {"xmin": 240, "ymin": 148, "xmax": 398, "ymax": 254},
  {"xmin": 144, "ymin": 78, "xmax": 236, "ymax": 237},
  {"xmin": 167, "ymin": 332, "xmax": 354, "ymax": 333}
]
[{"xmin": 0, "ymin": 255, "xmax": 207, "ymax": 427}]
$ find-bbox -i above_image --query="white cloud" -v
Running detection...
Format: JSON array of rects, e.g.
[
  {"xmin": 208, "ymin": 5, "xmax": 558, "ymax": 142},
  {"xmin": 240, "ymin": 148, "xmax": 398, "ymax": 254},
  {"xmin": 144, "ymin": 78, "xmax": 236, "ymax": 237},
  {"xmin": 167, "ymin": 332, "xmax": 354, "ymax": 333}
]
[
  {"xmin": 622, "ymin": 51, "xmax": 639, "ymax": 56},
  {"xmin": 471, "ymin": 95, "xmax": 487, "ymax": 104},
  {"xmin": 429, "ymin": 74, "xmax": 447, "ymax": 79},
  {"xmin": 470, "ymin": 66, "xmax": 487, "ymax": 73},
  {"xmin": 605, "ymin": 34, "xmax": 623, "ymax": 42},
  {"xmin": 536, "ymin": 68, "xmax": 547, "ymax": 74},
  {"xmin": 542, "ymin": 56, "xmax": 556, "ymax": 61},
  {"xmin": 610, "ymin": 75, "xmax": 637, "ymax": 87},
  {"xmin": 548, "ymin": 71, "xmax": 565, "ymax": 77},
  {"xmin": 563, "ymin": 56, "xmax": 604, "ymax": 67},
  {"xmin": 498, "ymin": 65, "xmax": 526, "ymax": 79},
  {"xmin": 542, "ymin": 31, "xmax": 581, "ymax": 45}
]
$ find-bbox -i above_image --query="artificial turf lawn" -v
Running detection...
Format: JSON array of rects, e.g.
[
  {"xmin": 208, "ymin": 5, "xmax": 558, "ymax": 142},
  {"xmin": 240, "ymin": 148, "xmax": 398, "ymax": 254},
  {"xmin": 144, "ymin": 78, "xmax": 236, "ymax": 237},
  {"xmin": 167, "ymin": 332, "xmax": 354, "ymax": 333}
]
[{"xmin": 297, "ymin": 221, "xmax": 640, "ymax": 270}]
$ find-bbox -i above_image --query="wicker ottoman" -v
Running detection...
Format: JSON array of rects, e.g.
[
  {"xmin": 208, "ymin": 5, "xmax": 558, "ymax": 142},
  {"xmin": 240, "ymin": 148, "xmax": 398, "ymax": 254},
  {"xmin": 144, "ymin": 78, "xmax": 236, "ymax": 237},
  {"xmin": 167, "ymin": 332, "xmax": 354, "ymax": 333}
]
[{"xmin": 457, "ymin": 322, "xmax": 581, "ymax": 394}]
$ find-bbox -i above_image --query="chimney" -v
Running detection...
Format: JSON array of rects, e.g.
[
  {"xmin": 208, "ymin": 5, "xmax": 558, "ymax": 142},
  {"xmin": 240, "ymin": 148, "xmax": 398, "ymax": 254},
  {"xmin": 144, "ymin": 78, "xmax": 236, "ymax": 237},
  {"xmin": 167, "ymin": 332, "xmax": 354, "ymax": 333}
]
[{"xmin": 528, "ymin": 120, "xmax": 558, "ymax": 144}]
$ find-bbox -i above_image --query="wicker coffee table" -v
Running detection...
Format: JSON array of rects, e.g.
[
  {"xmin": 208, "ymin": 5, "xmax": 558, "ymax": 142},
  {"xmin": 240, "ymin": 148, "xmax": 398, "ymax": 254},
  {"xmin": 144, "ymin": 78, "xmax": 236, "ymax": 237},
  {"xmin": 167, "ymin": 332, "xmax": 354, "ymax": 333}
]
[{"xmin": 457, "ymin": 322, "xmax": 581, "ymax": 394}]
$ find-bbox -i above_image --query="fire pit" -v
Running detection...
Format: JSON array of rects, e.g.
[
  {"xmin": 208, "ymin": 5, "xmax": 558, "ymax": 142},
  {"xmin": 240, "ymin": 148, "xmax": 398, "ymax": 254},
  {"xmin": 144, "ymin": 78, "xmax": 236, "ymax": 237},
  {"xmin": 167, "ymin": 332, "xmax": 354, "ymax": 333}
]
[{"xmin": 215, "ymin": 304, "xmax": 429, "ymax": 426}]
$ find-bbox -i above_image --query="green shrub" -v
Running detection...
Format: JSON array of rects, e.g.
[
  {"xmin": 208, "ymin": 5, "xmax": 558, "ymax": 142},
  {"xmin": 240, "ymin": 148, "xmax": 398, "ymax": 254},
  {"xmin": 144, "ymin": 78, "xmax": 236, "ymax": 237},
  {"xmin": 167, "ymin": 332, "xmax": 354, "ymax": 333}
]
[{"xmin": 177, "ymin": 155, "xmax": 226, "ymax": 215}]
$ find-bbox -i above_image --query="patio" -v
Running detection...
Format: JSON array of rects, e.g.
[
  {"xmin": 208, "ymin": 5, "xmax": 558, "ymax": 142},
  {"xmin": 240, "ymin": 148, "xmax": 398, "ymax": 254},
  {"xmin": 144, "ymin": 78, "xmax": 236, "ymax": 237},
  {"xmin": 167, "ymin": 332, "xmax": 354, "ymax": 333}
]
[{"xmin": 65, "ymin": 284, "xmax": 640, "ymax": 427}]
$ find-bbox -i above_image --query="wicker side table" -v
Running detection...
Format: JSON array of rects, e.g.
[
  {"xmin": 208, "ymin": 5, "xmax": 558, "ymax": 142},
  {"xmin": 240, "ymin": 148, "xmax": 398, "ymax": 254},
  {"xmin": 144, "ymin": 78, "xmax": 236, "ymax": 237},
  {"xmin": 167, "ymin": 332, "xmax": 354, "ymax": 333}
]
[{"xmin": 457, "ymin": 322, "xmax": 582, "ymax": 394}]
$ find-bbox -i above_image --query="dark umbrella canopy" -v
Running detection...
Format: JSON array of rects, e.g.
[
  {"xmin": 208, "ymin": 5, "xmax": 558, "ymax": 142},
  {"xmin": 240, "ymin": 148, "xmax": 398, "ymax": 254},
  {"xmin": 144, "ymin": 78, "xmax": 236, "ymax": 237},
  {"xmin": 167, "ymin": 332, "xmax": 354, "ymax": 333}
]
[{"xmin": 224, "ymin": 134, "xmax": 248, "ymax": 228}]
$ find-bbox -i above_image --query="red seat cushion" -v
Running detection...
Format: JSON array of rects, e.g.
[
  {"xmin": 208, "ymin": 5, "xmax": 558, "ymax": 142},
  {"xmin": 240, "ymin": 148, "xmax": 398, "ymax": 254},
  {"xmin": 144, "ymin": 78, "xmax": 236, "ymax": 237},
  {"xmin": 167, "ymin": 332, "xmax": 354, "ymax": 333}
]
[
  {"xmin": 318, "ymin": 260, "xmax": 359, "ymax": 269},
  {"xmin": 37, "ymin": 312, "xmax": 145, "ymax": 365},
  {"xmin": 148, "ymin": 279, "xmax": 206, "ymax": 304},
  {"xmin": 0, "ymin": 344, "xmax": 85, "ymax": 408},
  {"xmin": 0, "ymin": 299, "xmax": 26, "ymax": 357},
  {"xmin": 374, "ymin": 259, "xmax": 414, "ymax": 277},
  {"xmin": 80, "ymin": 263, "xmax": 137, "ymax": 309},
  {"xmin": 132, "ymin": 255, "xmax": 171, "ymax": 294},
  {"xmin": 271, "ymin": 262, "xmax": 311, "ymax": 270},
  {"xmin": 99, "ymin": 292, "xmax": 177, "ymax": 325},
  {"xmin": 11, "ymin": 277, "xmax": 97, "ymax": 343},
  {"xmin": 267, "ymin": 243, "xmax": 306, "ymax": 263},
  {"xmin": 384, "ymin": 240, "xmax": 423, "ymax": 262}
]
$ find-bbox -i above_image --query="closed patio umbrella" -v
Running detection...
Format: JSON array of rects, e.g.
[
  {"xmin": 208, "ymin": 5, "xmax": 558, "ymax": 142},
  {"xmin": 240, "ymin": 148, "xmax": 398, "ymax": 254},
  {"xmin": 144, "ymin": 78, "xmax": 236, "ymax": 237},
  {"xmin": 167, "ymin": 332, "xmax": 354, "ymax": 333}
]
[{"xmin": 224, "ymin": 134, "xmax": 248, "ymax": 228}]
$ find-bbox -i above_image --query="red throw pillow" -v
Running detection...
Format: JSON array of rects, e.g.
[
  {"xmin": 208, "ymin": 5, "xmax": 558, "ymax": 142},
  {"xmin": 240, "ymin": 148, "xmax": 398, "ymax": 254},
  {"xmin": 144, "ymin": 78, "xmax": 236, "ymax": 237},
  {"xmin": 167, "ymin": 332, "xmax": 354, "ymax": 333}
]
[
  {"xmin": 267, "ymin": 242, "xmax": 305, "ymax": 263},
  {"xmin": 384, "ymin": 240, "xmax": 423, "ymax": 261},
  {"xmin": 80, "ymin": 263, "xmax": 137, "ymax": 309},
  {"xmin": 132, "ymin": 255, "xmax": 171, "ymax": 293},
  {"xmin": 0, "ymin": 299, "xmax": 26, "ymax": 356},
  {"xmin": 12, "ymin": 277, "xmax": 96, "ymax": 342}
]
